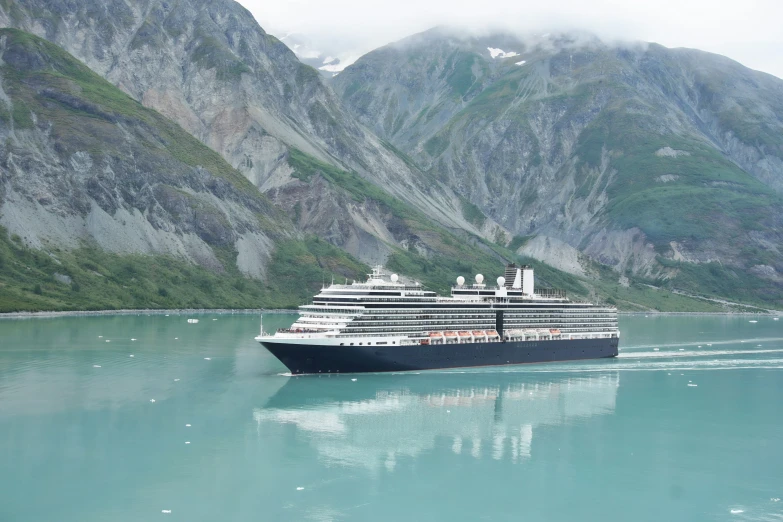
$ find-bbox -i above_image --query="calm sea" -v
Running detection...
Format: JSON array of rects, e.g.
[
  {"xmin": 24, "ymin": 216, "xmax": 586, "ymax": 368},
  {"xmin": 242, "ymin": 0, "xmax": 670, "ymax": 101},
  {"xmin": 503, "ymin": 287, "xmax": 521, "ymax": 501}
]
[{"xmin": 1, "ymin": 314, "xmax": 782, "ymax": 522}]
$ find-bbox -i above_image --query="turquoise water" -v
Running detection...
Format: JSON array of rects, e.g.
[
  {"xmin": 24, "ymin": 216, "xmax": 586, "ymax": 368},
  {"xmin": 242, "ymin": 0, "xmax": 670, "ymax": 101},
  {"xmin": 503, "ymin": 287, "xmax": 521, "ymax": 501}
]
[{"xmin": 1, "ymin": 313, "xmax": 782, "ymax": 521}]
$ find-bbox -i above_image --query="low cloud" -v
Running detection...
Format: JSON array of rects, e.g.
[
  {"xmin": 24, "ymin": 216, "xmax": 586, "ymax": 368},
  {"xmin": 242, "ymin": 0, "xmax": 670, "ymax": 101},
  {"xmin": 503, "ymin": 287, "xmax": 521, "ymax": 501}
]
[{"xmin": 241, "ymin": 0, "xmax": 783, "ymax": 79}]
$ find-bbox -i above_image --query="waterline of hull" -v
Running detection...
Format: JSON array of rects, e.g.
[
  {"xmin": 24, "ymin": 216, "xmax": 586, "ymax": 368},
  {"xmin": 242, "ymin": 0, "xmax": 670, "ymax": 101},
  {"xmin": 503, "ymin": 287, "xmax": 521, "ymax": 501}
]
[{"xmin": 259, "ymin": 337, "xmax": 620, "ymax": 374}]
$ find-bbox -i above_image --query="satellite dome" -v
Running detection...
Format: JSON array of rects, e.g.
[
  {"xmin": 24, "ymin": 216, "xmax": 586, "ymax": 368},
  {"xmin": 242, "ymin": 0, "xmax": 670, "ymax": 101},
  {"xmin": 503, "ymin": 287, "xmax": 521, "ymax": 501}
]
[
  {"xmin": 390, "ymin": 273, "xmax": 399, "ymax": 282},
  {"xmin": 456, "ymin": 276, "xmax": 465, "ymax": 286},
  {"xmin": 497, "ymin": 276, "xmax": 505, "ymax": 287},
  {"xmin": 475, "ymin": 274, "xmax": 484, "ymax": 284}
]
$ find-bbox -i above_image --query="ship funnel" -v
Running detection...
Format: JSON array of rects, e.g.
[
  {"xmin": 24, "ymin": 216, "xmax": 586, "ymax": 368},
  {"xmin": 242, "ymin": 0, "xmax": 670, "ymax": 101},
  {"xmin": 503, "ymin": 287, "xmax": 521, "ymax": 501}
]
[{"xmin": 522, "ymin": 266, "xmax": 534, "ymax": 295}]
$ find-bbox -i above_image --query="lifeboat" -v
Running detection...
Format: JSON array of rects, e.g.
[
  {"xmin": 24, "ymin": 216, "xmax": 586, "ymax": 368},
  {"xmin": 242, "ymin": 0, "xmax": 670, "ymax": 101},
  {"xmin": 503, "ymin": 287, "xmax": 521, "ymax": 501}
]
[
  {"xmin": 458, "ymin": 331, "xmax": 471, "ymax": 337},
  {"xmin": 486, "ymin": 330, "xmax": 499, "ymax": 337},
  {"xmin": 549, "ymin": 329, "xmax": 561, "ymax": 335},
  {"xmin": 429, "ymin": 332, "xmax": 444, "ymax": 338},
  {"xmin": 444, "ymin": 331, "xmax": 458, "ymax": 337},
  {"xmin": 472, "ymin": 330, "xmax": 486, "ymax": 336}
]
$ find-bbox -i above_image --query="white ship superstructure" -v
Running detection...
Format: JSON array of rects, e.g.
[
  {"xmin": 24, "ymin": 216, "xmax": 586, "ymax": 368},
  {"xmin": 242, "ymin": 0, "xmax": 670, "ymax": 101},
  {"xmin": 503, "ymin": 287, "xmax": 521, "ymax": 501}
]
[{"xmin": 262, "ymin": 265, "xmax": 619, "ymax": 347}]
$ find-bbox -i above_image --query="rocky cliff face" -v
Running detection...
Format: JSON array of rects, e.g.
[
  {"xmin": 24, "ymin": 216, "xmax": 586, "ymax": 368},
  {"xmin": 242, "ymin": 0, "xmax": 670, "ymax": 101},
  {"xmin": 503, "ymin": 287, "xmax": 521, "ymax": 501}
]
[
  {"xmin": 0, "ymin": 0, "xmax": 498, "ymax": 265},
  {"xmin": 0, "ymin": 28, "xmax": 289, "ymax": 277},
  {"xmin": 333, "ymin": 29, "xmax": 783, "ymax": 300}
]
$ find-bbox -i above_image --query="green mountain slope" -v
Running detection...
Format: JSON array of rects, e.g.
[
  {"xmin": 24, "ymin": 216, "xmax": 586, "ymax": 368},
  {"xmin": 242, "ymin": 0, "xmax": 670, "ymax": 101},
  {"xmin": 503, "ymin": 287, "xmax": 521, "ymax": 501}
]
[
  {"xmin": 334, "ymin": 29, "xmax": 783, "ymax": 307},
  {"xmin": 0, "ymin": 28, "xmax": 367, "ymax": 310}
]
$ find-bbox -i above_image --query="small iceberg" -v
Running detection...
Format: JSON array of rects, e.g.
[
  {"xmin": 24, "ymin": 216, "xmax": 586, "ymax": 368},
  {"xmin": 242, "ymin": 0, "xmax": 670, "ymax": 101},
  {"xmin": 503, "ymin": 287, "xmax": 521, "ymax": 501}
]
[
  {"xmin": 162, "ymin": 510, "xmax": 172, "ymax": 514},
  {"xmin": 185, "ymin": 424, "xmax": 191, "ymax": 427},
  {"xmin": 129, "ymin": 354, "xmax": 134, "ymax": 357},
  {"xmin": 93, "ymin": 365, "xmax": 101, "ymax": 368},
  {"xmin": 185, "ymin": 441, "xmax": 190, "ymax": 444},
  {"xmin": 174, "ymin": 378, "xmax": 180, "ymax": 382},
  {"xmin": 730, "ymin": 509, "xmax": 744, "ymax": 514},
  {"xmin": 131, "ymin": 338, "xmax": 137, "ymax": 341},
  {"xmin": 149, "ymin": 399, "xmax": 156, "ymax": 403},
  {"xmin": 687, "ymin": 383, "xmax": 698, "ymax": 387},
  {"xmin": 296, "ymin": 487, "xmax": 304, "ymax": 491},
  {"xmin": 187, "ymin": 318, "xmax": 199, "ymax": 324},
  {"xmin": 749, "ymin": 320, "xmax": 758, "ymax": 323},
  {"xmin": 204, "ymin": 357, "xmax": 211, "ymax": 361}
]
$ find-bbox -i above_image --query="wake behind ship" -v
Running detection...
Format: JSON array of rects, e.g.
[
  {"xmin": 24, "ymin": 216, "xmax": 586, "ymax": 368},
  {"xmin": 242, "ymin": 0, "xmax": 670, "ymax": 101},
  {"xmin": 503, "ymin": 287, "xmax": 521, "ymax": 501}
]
[{"xmin": 256, "ymin": 264, "xmax": 619, "ymax": 374}]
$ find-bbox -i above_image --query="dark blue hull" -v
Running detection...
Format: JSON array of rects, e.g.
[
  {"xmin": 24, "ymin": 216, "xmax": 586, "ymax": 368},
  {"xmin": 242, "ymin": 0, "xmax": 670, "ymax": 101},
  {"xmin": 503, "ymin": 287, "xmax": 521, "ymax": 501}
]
[{"xmin": 260, "ymin": 337, "xmax": 619, "ymax": 374}]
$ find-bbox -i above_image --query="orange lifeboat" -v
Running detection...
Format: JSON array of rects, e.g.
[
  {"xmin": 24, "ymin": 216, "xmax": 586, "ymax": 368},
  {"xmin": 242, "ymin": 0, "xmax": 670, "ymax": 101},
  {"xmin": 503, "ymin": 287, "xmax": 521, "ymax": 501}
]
[
  {"xmin": 486, "ymin": 330, "xmax": 499, "ymax": 337},
  {"xmin": 458, "ymin": 331, "xmax": 471, "ymax": 337},
  {"xmin": 472, "ymin": 330, "xmax": 486, "ymax": 336},
  {"xmin": 429, "ymin": 332, "xmax": 444, "ymax": 338},
  {"xmin": 550, "ymin": 329, "xmax": 561, "ymax": 335},
  {"xmin": 444, "ymin": 331, "xmax": 458, "ymax": 337}
]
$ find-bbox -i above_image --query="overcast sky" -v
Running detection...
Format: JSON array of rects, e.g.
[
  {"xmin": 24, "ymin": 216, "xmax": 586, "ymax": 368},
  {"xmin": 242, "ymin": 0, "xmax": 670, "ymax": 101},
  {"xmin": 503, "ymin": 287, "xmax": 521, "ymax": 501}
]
[{"xmin": 238, "ymin": 0, "xmax": 783, "ymax": 79}]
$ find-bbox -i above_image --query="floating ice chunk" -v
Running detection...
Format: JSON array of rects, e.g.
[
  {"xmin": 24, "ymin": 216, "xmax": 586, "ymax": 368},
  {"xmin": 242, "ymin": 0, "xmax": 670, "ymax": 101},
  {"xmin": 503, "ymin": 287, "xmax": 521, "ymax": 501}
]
[
  {"xmin": 351, "ymin": 378, "xmax": 357, "ymax": 382},
  {"xmin": 687, "ymin": 384, "xmax": 698, "ymax": 387},
  {"xmin": 165, "ymin": 314, "xmax": 169, "ymax": 317},
  {"xmin": 174, "ymin": 378, "xmax": 180, "ymax": 382},
  {"xmin": 730, "ymin": 509, "xmax": 744, "ymax": 514},
  {"xmin": 187, "ymin": 319, "xmax": 199, "ymax": 324},
  {"xmin": 98, "ymin": 336, "xmax": 103, "ymax": 338},
  {"xmin": 93, "ymin": 365, "xmax": 101, "ymax": 368},
  {"xmin": 131, "ymin": 338, "xmax": 137, "ymax": 341},
  {"xmin": 296, "ymin": 487, "xmax": 304, "ymax": 491},
  {"xmin": 204, "ymin": 357, "xmax": 211, "ymax": 361},
  {"xmin": 162, "ymin": 510, "xmax": 172, "ymax": 514},
  {"xmin": 697, "ymin": 345, "xmax": 701, "ymax": 348},
  {"xmin": 772, "ymin": 497, "xmax": 780, "ymax": 502},
  {"xmin": 774, "ymin": 318, "xmax": 779, "ymax": 321},
  {"xmin": 515, "ymin": 60, "xmax": 526, "ymax": 66},
  {"xmin": 668, "ymin": 373, "xmax": 671, "ymax": 375},
  {"xmin": 654, "ymin": 348, "xmax": 659, "ymax": 351},
  {"xmin": 707, "ymin": 343, "xmax": 712, "ymax": 346},
  {"xmin": 174, "ymin": 337, "xmax": 178, "ymax": 340},
  {"xmin": 185, "ymin": 441, "xmax": 190, "ymax": 444},
  {"xmin": 150, "ymin": 399, "xmax": 156, "ymax": 403},
  {"xmin": 186, "ymin": 424, "xmax": 191, "ymax": 427},
  {"xmin": 446, "ymin": 410, "xmax": 451, "ymax": 413},
  {"xmin": 679, "ymin": 348, "xmax": 685, "ymax": 351},
  {"xmin": 213, "ymin": 318, "xmax": 217, "ymax": 321},
  {"xmin": 129, "ymin": 354, "xmax": 134, "ymax": 357},
  {"xmin": 106, "ymin": 340, "xmax": 111, "ymax": 343},
  {"xmin": 749, "ymin": 320, "xmax": 758, "ymax": 323}
]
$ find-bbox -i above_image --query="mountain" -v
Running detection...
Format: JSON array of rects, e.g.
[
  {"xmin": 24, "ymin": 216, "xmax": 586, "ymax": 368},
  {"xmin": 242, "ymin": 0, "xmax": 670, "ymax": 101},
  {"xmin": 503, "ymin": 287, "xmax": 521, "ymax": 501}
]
[
  {"xmin": 0, "ymin": 28, "xmax": 368, "ymax": 311},
  {"xmin": 0, "ymin": 0, "xmax": 502, "ymax": 268},
  {"xmin": 333, "ymin": 28, "xmax": 783, "ymax": 306}
]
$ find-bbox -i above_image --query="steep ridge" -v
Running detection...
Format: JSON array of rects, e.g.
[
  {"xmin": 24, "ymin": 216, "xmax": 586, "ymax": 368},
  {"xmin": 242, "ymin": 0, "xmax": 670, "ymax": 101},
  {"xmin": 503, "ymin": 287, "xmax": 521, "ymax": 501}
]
[
  {"xmin": 334, "ymin": 29, "xmax": 783, "ymax": 306},
  {"xmin": 0, "ymin": 28, "xmax": 367, "ymax": 310},
  {"xmin": 0, "ymin": 0, "xmax": 493, "ymax": 248}
]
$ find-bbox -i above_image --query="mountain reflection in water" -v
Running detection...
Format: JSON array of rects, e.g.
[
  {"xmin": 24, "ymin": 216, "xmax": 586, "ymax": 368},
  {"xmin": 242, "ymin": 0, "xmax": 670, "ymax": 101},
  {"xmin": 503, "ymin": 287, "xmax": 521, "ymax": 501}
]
[{"xmin": 254, "ymin": 372, "xmax": 619, "ymax": 471}]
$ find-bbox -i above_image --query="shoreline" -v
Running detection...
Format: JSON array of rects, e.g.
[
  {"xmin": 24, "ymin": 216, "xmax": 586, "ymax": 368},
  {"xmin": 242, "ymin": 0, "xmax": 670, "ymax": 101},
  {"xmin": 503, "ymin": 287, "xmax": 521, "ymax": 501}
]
[
  {"xmin": 0, "ymin": 309, "xmax": 776, "ymax": 320},
  {"xmin": 0, "ymin": 308, "xmax": 297, "ymax": 320}
]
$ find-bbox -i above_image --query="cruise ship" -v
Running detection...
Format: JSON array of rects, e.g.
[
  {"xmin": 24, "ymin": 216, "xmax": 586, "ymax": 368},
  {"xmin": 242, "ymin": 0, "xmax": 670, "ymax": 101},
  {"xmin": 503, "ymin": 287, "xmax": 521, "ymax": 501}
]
[{"xmin": 256, "ymin": 264, "xmax": 619, "ymax": 374}]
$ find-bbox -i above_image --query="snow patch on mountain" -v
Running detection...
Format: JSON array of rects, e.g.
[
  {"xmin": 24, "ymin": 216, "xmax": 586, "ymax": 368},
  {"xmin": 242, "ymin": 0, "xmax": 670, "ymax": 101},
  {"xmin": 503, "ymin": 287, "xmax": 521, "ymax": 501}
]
[{"xmin": 487, "ymin": 47, "xmax": 519, "ymax": 59}]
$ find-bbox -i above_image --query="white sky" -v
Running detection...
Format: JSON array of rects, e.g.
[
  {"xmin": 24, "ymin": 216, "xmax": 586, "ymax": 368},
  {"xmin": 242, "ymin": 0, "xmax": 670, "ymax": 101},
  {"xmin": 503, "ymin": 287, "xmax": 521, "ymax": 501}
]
[{"xmin": 238, "ymin": 0, "xmax": 783, "ymax": 79}]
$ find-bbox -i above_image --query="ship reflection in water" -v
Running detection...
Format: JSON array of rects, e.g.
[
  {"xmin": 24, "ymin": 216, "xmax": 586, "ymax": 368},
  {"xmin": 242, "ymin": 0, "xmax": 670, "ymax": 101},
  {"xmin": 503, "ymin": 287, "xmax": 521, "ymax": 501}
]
[{"xmin": 254, "ymin": 372, "xmax": 619, "ymax": 472}]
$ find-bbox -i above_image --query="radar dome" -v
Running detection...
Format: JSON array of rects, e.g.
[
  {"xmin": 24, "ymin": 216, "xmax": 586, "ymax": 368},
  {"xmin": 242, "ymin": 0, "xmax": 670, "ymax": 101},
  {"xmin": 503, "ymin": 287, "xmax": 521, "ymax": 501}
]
[
  {"xmin": 390, "ymin": 273, "xmax": 399, "ymax": 283},
  {"xmin": 497, "ymin": 276, "xmax": 505, "ymax": 287},
  {"xmin": 456, "ymin": 276, "xmax": 465, "ymax": 286},
  {"xmin": 475, "ymin": 274, "xmax": 484, "ymax": 284}
]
